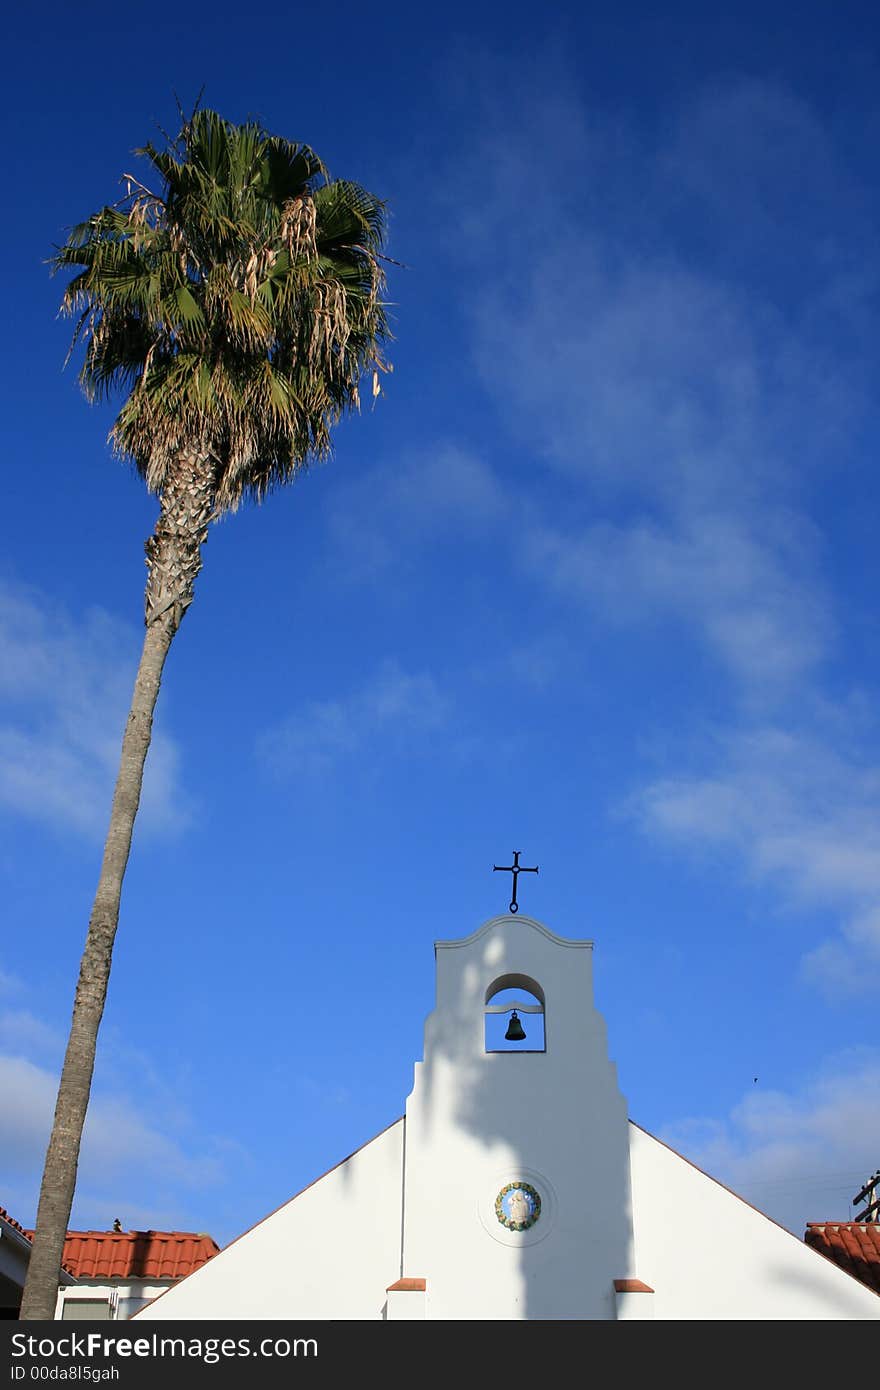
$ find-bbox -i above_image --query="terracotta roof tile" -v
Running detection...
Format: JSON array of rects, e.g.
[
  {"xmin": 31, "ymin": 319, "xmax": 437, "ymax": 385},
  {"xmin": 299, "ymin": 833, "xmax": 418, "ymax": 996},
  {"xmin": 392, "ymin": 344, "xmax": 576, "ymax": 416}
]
[
  {"xmin": 46, "ymin": 1231, "xmax": 219, "ymax": 1282},
  {"xmin": 0, "ymin": 1205, "xmax": 32, "ymax": 1243},
  {"xmin": 804, "ymin": 1223, "xmax": 880, "ymax": 1296}
]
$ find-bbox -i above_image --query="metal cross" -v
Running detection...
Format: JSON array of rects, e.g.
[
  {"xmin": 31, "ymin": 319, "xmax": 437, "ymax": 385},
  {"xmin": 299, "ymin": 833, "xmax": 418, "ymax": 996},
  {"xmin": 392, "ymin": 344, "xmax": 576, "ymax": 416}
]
[{"xmin": 493, "ymin": 851, "xmax": 538, "ymax": 913}]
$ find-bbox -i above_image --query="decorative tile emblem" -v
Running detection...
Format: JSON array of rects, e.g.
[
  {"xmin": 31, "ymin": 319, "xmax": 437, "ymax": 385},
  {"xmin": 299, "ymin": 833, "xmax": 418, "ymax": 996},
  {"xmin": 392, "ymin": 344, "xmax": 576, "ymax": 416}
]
[{"xmin": 495, "ymin": 1182, "xmax": 541, "ymax": 1232}]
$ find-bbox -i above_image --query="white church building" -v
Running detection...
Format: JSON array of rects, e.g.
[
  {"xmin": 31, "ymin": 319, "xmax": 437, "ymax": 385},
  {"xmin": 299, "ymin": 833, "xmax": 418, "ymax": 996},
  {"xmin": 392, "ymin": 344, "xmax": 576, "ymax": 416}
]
[{"xmin": 134, "ymin": 910, "xmax": 880, "ymax": 1321}]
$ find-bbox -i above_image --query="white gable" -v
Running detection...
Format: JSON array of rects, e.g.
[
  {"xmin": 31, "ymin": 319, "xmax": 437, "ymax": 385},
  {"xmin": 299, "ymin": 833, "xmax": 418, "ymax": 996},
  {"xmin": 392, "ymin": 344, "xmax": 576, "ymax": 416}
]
[
  {"xmin": 136, "ymin": 913, "xmax": 880, "ymax": 1321},
  {"xmin": 138, "ymin": 1118, "xmax": 404, "ymax": 1321}
]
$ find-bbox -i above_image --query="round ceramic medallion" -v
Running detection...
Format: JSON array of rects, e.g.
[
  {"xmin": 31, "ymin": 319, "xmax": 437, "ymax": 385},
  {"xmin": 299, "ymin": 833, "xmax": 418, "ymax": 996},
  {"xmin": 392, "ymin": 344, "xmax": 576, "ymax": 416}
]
[
  {"xmin": 480, "ymin": 1169, "xmax": 555, "ymax": 1247},
  {"xmin": 495, "ymin": 1181, "xmax": 541, "ymax": 1232}
]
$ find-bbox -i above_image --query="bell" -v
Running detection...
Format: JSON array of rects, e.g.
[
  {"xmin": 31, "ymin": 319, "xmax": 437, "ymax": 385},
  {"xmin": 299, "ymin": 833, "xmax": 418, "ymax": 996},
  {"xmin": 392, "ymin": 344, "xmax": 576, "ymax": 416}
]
[{"xmin": 504, "ymin": 1010, "xmax": 526, "ymax": 1042}]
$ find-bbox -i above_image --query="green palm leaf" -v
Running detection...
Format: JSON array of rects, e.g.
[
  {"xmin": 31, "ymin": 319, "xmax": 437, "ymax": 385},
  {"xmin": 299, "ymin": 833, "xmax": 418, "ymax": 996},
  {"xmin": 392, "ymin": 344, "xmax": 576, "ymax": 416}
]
[{"xmin": 52, "ymin": 107, "xmax": 390, "ymax": 510}]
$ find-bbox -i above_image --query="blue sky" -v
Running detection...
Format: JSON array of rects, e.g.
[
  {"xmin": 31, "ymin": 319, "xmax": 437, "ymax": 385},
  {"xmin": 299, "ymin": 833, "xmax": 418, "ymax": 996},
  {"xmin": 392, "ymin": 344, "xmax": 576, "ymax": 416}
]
[{"xmin": 2, "ymin": 0, "xmax": 880, "ymax": 1247}]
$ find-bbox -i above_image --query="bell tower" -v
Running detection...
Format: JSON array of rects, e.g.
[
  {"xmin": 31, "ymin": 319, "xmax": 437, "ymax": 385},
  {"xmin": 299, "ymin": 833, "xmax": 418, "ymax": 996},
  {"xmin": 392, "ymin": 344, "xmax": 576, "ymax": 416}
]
[{"xmin": 401, "ymin": 912, "xmax": 635, "ymax": 1319}]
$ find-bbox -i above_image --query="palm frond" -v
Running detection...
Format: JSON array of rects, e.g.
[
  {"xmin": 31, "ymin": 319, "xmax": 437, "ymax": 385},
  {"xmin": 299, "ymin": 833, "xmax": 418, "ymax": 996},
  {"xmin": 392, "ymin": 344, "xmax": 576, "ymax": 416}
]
[{"xmin": 54, "ymin": 108, "xmax": 393, "ymax": 510}]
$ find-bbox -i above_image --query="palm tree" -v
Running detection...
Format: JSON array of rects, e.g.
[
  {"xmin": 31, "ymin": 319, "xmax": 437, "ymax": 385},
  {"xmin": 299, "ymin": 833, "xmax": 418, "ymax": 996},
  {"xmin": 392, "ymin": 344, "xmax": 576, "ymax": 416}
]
[{"xmin": 20, "ymin": 107, "xmax": 390, "ymax": 1319}]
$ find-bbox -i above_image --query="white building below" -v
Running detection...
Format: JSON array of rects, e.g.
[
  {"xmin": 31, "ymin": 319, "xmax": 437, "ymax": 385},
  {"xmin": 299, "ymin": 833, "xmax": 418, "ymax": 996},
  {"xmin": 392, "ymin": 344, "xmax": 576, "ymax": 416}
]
[{"xmin": 134, "ymin": 912, "xmax": 880, "ymax": 1321}]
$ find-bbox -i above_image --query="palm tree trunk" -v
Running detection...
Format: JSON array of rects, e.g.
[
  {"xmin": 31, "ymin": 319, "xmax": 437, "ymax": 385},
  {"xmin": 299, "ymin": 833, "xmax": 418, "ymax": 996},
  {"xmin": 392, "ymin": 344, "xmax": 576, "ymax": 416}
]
[
  {"xmin": 19, "ymin": 611, "xmax": 178, "ymax": 1319},
  {"xmin": 20, "ymin": 449, "xmax": 214, "ymax": 1321}
]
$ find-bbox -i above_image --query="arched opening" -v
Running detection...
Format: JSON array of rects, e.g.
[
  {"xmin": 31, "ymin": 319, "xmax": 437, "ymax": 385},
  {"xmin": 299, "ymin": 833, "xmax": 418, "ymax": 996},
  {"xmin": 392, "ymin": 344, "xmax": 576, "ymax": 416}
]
[{"xmin": 484, "ymin": 974, "xmax": 546, "ymax": 1052}]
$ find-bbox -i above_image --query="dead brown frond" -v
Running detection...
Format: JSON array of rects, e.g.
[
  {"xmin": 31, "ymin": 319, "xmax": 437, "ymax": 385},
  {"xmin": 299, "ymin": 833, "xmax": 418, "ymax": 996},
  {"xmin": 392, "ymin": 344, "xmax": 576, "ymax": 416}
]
[{"xmin": 280, "ymin": 194, "xmax": 318, "ymax": 264}]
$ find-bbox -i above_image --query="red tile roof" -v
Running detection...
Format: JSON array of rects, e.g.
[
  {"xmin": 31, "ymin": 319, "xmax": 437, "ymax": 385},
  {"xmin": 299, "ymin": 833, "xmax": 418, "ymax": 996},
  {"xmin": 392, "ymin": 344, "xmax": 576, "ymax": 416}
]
[
  {"xmin": 0, "ymin": 1205, "xmax": 32, "ymax": 1243},
  {"xmin": 50, "ymin": 1231, "xmax": 219, "ymax": 1282},
  {"xmin": 804, "ymin": 1223, "xmax": 880, "ymax": 1296}
]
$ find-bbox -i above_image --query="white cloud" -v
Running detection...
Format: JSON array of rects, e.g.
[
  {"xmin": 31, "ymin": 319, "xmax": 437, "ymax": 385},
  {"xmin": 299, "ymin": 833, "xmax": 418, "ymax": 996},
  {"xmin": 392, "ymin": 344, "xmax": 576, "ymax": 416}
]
[
  {"xmin": 476, "ymin": 256, "xmax": 779, "ymax": 496},
  {"xmin": 257, "ymin": 659, "xmax": 450, "ymax": 778},
  {"xmin": 441, "ymin": 64, "xmax": 874, "ymax": 707},
  {"xmin": 0, "ymin": 966, "xmax": 23, "ymax": 997},
  {"xmin": 0, "ymin": 581, "xmax": 191, "ymax": 838},
  {"xmin": 659, "ymin": 1049, "xmax": 880, "ymax": 1234},
  {"xmin": 456, "ymin": 68, "xmax": 858, "ymax": 497},
  {"xmin": 660, "ymin": 76, "xmax": 863, "ymax": 279},
  {"xmin": 475, "ymin": 242, "xmax": 837, "ymax": 695},
  {"xmin": 0, "ymin": 1055, "xmax": 58, "ymax": 1174},
  {"xmin": 526, "ymin": 509, "xmax": 830, "ymax": 690},
  {"xmin": 631, "ymin": 721, "xmax": 880, "ymax": 993},
  {"xmin": 0, "ymin": 1009, "xmax": 62, "ymax": 1060},
  {"xmin": 325, "ymin": 444, "xmax": 508, "ymax": 580},
  {"xmin": 0, "ymin": 999, "xmax": 228, "ymax": 1233}
]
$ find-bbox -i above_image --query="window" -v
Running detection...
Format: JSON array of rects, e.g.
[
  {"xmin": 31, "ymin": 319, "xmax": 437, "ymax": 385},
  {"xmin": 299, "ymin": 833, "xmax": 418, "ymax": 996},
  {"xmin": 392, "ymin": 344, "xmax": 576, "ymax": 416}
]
[
  {"xmin": 61, "ymin": 1298, "xmax": 112, "ymax": 1320},
  {"xmin": 485, "ymin": 975, "xmax": 545, "ymax": 1052}
]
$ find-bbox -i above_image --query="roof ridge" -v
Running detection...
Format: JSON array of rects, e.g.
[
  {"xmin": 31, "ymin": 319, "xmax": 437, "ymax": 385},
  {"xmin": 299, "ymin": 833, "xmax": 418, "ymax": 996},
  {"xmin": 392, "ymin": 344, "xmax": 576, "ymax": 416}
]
[{"xmin": 57, "ymin": 1230, "xmax": 219, "ymax": 1281}]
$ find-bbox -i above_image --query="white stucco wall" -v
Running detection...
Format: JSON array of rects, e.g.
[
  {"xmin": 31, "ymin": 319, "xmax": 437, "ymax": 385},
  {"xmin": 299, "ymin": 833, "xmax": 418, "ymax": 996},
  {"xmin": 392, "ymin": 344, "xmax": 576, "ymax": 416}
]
[
  {"xmin": 628, "ymin": 1123, "xmax": 880, "ymax": 1319},
  {"xmin": 135, "ymin": 1119, "xmax": 405, "ymax": 1320},
  {"xmin": 402, "ymin": 914, "xmax": 635, "ymax": 1320},
  {"xmin": 56, "ymin": 1281, "xmax": 173, "ymax": 1320}
]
